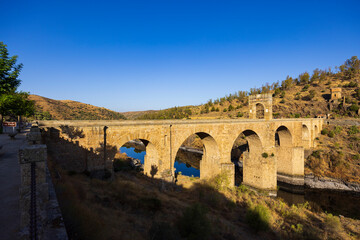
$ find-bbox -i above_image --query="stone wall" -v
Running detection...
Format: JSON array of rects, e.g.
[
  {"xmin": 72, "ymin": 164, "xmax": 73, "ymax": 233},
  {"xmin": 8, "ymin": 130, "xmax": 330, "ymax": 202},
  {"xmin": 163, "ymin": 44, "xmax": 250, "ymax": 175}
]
[{"xmin": 19, "ymin": 126, "xmax": 67, "ymax": 239}]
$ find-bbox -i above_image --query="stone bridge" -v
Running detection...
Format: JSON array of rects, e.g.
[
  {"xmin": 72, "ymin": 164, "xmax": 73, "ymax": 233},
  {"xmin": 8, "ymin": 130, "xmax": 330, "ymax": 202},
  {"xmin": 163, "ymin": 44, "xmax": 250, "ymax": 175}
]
[{"xmin": 39, "ymin": 118, "xmax": 323, "ymax": 195}]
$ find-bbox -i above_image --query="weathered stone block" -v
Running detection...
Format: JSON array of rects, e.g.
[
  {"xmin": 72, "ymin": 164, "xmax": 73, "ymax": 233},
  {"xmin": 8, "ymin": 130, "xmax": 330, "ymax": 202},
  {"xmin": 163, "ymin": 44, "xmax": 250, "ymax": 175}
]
[{"xmin": 19, "ymin": 144, "xmax": 47, "ymax": 164}]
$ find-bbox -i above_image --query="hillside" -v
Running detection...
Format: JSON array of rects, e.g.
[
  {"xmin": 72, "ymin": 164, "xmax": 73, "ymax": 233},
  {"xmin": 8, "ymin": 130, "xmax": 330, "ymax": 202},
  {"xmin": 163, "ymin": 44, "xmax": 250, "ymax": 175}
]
[
  {"xmin": 136, "ymin": 56, "xmax": 360, "ymax": 120},
  {"xmin": 29, "ymin": 95, "xmax": 126, "ymax": 120}
]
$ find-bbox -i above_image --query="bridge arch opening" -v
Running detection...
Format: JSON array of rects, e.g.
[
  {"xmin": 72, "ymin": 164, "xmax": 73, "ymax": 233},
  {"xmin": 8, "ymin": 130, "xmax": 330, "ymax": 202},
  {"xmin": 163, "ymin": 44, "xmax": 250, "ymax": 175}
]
[
  {"xmin": 302, "ymin": 124, "xmax": 310, "ymax": 148},
  {"xmin": 232, "ymin": 130, "xmax": 263, "ymax": 186},
  {"xmin": 256, "ymin": 103, "xmax": 265, "ymax": 119},
  {"xmin": 275, "ymin": 126, "xmax": 293, "ymax": 176},
  {"xmin": 116, "ymin": 139, "xmax": 159, "ymax": 178},
  {"xmin": 174, "ymin": 132, "xmax": 220, "ymax": 179}
]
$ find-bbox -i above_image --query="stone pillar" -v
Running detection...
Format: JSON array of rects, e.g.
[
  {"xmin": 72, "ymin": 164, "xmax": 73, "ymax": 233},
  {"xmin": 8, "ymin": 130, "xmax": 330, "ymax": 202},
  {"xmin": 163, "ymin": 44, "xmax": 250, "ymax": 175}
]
[
  {"xmin": 277, "ymin": 146, "xmax": 305, "ymax": 186},
  {"xmin": 19, "ymin": 144, "xmax": 48, "ymax": 231},
  {"xmin": 242, "ymin": 151, "xmax": 277, "ymax": 196},
  {"xmin": 221, "ymin": 163, "xmax": 235, "ymax": 187}
]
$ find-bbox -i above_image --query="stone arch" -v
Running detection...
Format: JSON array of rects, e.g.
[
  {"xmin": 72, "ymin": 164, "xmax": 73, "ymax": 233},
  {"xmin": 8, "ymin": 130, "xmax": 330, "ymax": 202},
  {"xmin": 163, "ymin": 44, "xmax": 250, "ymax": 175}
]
[
  {"xmin": 234, "ymin": 129, "xmax": 277, "ymax": 192},
  {"xmin": 249, "ymin": 93, "xmax": 273, "ymax": 120},
  {"xmin": 231, "ymin": 129, "xmax": 263, "ymax": 186},
  {"xmin": 275, "ymin": 126, "xmax": 293, "ymax": 176},
  {"xmin": 275, "ymin": 125, "xmax": 304, "ymax": 186},
  {"xmin": 110, "ymin": 134, "xmax": 160, "ymax": 178},
  {"xmin": 174, "ymin": 132, "xmax": 220, "ymax": 179},
  {"xmin": 302, "ymin": 124, "xmax": 311, "ymax": 148},
  {"xmin": 255, "ymin": 103, "xmax": 265, "ymax": 119}
]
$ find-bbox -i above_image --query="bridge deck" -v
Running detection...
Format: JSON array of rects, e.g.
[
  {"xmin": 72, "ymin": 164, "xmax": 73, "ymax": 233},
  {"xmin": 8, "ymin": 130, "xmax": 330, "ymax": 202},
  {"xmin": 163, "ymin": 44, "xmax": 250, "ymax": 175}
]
[{"xmin": 38, "ymin": 118, "xmax": 320, "ymax": 127}]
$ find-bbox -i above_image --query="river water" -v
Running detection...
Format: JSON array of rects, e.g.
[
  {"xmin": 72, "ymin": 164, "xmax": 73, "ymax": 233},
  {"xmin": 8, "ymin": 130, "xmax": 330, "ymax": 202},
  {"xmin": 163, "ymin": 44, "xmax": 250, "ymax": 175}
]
[{"xmin": 119, "ymin": 146, "xmax": 360, "ymax": 220}]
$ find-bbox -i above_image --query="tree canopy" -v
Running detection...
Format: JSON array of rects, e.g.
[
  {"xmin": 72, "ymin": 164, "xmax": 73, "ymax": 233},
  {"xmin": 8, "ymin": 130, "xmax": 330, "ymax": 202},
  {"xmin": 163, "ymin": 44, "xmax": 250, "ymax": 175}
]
[
  {"xmin": 0, "ymin": 42, "xmax": 23, "ymax": 95},
  {"xmin": 0, "ymin": 42, "xmax": 34, "ymax": 132}
]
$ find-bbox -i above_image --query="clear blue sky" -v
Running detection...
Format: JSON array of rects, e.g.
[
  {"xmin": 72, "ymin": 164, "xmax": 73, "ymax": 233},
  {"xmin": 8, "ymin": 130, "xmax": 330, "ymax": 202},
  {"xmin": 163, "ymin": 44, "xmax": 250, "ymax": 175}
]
[{"xmin": 2, "ymin": 0, "xmax": 360, "ymax": 112}]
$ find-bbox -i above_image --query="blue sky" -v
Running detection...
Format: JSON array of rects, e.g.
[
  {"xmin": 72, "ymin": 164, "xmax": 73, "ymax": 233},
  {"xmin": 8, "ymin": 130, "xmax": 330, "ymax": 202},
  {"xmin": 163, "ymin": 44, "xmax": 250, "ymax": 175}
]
[{"xmin": 2, "ymin": 0, "xmax": 360, "ymax": 112}]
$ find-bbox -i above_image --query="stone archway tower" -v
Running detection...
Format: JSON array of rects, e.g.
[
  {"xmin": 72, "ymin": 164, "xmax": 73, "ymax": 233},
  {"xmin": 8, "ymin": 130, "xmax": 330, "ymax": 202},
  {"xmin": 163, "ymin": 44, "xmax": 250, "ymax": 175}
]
[{"xmin": 249, "ymin": 93, "xmax": 273, "ymax": 120}]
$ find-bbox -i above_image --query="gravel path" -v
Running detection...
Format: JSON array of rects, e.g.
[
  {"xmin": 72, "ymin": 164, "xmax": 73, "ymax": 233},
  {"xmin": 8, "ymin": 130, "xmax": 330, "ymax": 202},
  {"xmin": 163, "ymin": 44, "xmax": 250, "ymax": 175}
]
[{"xmin": 0, "ymin": 131, "xmax": 26, "ymax": 240}]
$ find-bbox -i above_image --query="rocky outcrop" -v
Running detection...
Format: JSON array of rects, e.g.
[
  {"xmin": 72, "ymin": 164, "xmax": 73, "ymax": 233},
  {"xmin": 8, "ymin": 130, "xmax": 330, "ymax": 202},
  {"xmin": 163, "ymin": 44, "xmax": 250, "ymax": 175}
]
[{"xmin": 305, "ymin": 174, "xmax": 360, "ymax": 193}]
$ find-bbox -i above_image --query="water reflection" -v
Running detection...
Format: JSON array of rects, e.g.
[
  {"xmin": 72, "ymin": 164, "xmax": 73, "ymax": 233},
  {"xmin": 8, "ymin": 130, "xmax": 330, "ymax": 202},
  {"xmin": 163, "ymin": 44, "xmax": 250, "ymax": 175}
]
[{"xmin": 119, "ymin": 144, "xmax": 201, "ymax": 177}]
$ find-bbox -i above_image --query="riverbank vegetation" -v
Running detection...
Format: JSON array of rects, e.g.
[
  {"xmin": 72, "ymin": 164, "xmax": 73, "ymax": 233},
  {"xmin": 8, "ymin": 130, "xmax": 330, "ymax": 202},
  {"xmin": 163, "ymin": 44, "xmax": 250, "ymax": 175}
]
[
  {"xmin": 49, "ymin": 155, "xmax": 360, "ymax": 240},
  {"xmin": 306, "ymin": 124, "xmax": 360, "ymax": 183}
]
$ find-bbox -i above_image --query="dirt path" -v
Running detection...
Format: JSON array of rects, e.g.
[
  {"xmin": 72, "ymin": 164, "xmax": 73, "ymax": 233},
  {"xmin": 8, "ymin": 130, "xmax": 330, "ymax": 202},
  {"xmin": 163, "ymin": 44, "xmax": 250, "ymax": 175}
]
[{"xmin": 0, "ymin": 131, "xmax": 26, "ymax": 240}]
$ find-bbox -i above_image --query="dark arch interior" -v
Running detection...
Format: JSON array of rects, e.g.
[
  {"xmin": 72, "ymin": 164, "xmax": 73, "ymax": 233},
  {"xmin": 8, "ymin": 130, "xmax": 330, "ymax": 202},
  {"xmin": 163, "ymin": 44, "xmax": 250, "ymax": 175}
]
[{"xmin": 256, "ymin": 103, "xmax": 265, "ymax": 119}]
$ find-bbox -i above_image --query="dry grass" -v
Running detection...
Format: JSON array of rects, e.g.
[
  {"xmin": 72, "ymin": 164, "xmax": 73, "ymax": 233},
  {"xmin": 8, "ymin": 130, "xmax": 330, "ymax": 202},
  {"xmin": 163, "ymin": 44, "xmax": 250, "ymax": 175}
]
[
  {"xmin": 48, "ymin": 157, "xmax": 360, "ymax": 240},
  {"xmin": 306, "ymin": 125, "xmax": 360, "ymax": 183}
]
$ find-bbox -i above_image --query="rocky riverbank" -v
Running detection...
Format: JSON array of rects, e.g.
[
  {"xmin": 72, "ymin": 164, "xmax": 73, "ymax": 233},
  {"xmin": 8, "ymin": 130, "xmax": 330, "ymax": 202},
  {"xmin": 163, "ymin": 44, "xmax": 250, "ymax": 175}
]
[{"xmin": 305, "ymin": 174, "xmax": 360, "ymax": 193}]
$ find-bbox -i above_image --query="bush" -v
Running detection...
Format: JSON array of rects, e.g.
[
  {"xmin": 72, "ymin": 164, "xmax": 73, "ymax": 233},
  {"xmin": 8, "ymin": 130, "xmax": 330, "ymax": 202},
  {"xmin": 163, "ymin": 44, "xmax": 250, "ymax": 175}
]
[
  {"xmin": 177, "ymin": 203, "xmax": 211, "ymax": 240},
  {"xmin": 137, "ymin": 197, "xmax": 162, "ymax": 212},
  {"xmin": 294, "ymin": 113, "xmax": 300, "ymax": 118},
  {"xmin": 280, "ymin": 99, "xmax": 285, "ymax": 103},
  {"xmin": 324, "ymin": 213, "xmax": 342, "ymax": 233},
  {"xmin": 246, "ymin": 204, "xmax": 270, "ymax": 232},
  {"xmin": 113, "ymin": 159, "xmax": 130, "ymax": 172},
  {"xmin": 223, "ymin": 108, "xmax": 227, "ymax": 112},
  {"xmin": 311, "ymin": 150, "xmax": 321, "ymax": 158},
  {"xmin": 348, "ymin": 125, "xmax": 360, "ymax": 135},
  {"xmin": 237, "ymin": 112, "xmax": 243, "ymax": 117},
  {"xmin": 262, "ymin": 152, "xmax": 268, "ymax": 158},
  {"xmin": 349, "ymin": 104, "xmax": 359, "ymax": 112},
  {"xmin": 321, "ymin": 129, "xmax": 329, "ymax": 135},
  {"xmin": 328, "ymin": 131, "xmax": 335, "ymax": 138},
  {"xmin": 334, "ymin": 126, "xmax": 342, "ymax": 134},
  {"xmin": 149, "ymin": 222, "xmax": 181, "ymax": 240}
]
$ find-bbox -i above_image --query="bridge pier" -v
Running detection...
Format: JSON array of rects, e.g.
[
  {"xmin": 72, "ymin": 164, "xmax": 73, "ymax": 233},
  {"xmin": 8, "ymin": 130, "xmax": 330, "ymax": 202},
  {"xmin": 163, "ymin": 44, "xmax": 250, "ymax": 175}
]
[{"xmin": 242, "ymin": 150, "xmax": 277, "ymax": 196}]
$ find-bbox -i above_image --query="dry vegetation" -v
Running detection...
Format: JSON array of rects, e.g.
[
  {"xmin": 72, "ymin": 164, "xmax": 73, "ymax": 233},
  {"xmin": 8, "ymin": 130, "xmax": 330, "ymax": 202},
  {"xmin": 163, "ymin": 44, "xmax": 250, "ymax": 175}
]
[
  {"xmin": 29, "ymin": 95, "xmax": 126, "ymax": 120},
  {"xmin": 49, "ymin": 154, "xmax": 360, "ymax": 240},
  {"xmin": 306, "ymin": 125, "xmax": 360, "ymax": 183}
]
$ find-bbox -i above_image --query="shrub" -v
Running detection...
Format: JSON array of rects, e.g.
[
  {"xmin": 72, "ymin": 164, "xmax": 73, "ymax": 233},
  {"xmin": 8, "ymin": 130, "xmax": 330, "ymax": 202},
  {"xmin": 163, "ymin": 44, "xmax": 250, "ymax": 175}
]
[
  {"xmin": 223, "ymin": 108, "xmax": 227, "ymax": 112},
  {"xmin": 328, "ymin": 131, "xmax": 335, "ymax": 138},
  {"xmin": 245, "ymin": 204, "xmax": 270, "ymax": 232},
  {"xmin": 334, "ymin": 126, "xmax": 342, "ymax": 134},
  {"xmin": 149, "ymin": 222, "xmax": 181, "ymax": 240},
  {"xmin": 177, "ymin": 203, "xmax": 211, "ymax": 240},
  {"xmin": 311, "ymin": 150, "xmax": 321, "ymax": 158},
  {"xmin": 237, "ymin": 112, "xmax": 243, "ymax": 117},
  {"xmin": 228, "ymin": 105, "xmax": 234, "ymax": 111},
  {"xmin": 138, "ymin": 197, "xmax": 162, "ymax": 212},
  {"xmin": 324, "ymin": 213, "xmax": 342, "ymax": 233},
  {"xmin": 211, "ymin": 172, "xmax": 231, "ymax": 191},
  {"xmin": 321, "ymin": 129, "xmax": 329, "ymax": 135},
  {"xmin": 262, "ymin": 152, "xmax": 268, "ymax": 158},
  {"xmin": 349, "ymin": 104, "xmax": 359, "ymax": 112},
  {"xmin": 113, "ymin": 159, "xmax": 130, "ymax": 172},
  {"xmin": 294, "ymin": 113, "xmax": 300, "ymax": 118},
  {"xmin": 280, "ymin": 99, "xmax": 285, "ymax": 103}
]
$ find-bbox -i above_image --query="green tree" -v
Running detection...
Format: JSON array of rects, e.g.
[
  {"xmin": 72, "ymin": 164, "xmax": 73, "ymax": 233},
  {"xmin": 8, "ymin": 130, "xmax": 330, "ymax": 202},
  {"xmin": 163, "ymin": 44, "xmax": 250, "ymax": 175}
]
[
  {"xmin": 299, "ymin": 72, "xmax": 310, "ymax": 85},
  {"xmin": 0, "ymin": 42, "xmax": 34, "ymax": 132},
  {"xmin": 0, "ymin": 42, "xmax": 23, "ymax": 95}
]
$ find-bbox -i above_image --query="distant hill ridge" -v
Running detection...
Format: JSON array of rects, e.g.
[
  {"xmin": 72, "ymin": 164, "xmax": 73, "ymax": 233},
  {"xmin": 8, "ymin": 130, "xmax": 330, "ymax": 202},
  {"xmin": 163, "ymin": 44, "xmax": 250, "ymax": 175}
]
[{"xmin": 29, "ymin": 95, "xmax": 126, "ymax": 120}]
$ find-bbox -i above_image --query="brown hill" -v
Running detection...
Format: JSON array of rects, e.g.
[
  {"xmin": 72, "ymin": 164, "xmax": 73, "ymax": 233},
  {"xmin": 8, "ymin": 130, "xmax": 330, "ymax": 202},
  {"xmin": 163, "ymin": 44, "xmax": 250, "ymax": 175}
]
[{"xmin": 29, "ymin": 95, "xmax": 126, "ymax": 120}]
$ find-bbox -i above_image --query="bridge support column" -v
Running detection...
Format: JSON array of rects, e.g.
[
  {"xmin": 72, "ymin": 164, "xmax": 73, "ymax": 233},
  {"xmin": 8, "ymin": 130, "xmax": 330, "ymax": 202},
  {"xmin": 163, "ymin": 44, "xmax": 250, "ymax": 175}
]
[
  {"xmin": 277, "ymin": 146, "xmax": 304, "ymax": 186},
  {"xmin": 221, "ymin": 163, "xmax": 235, "ymax": 187},
  {"xmin": 243, "ymin": 151, "xmax": 277, "ymax": 196}
]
